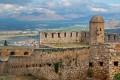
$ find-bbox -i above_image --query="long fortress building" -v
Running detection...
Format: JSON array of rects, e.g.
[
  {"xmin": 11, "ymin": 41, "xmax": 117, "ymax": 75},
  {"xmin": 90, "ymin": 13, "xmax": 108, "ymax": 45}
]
[
  {"xmin": 39, "ymin": 15, "xmax": 120, "ymax": 44},
  {"xmin": 0, "ymin": 15, "xmax": 120, "ymax": 80}
]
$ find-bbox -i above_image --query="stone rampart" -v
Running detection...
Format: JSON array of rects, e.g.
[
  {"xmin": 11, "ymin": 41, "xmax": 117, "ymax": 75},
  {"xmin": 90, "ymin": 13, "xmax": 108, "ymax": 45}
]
[{"xmin": 39, "ymin": 31, "xmax": 120, "ymax": 44}]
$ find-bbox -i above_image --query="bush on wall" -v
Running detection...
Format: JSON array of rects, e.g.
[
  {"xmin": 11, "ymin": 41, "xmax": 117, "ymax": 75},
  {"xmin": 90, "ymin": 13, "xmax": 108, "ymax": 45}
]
[
  {"xmin": 114, "ymin": 73, "xmax": 120, "ymax": 80},
  {"xmin": 87, "ymin": 69, "xmax": 93, "ymax": 78},
  {"xmin": 54, "ymin": 62, "xmax": 59, "ymax": 73}
]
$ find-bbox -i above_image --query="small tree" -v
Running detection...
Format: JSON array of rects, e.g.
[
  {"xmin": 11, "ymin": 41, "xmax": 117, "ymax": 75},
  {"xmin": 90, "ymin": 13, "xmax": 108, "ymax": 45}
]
[
  {"xmin": 4, "ymin": 40, "xmax": 8, "ymax": 46},
  {"xmin": 114, "ymin": 73, "xmax": 120, "ymax": 80}
]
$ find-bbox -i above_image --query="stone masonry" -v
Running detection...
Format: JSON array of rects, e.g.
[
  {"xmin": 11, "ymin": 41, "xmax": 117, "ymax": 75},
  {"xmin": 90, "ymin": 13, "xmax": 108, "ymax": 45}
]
[{"xmin": 0, "ymin": 15, "xmax": 120, "ymax": 80}]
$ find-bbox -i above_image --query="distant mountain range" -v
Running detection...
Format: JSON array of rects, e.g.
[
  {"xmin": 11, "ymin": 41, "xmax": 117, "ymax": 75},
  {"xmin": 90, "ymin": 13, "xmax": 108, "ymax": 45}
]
[
  {"xmin": 0, "ymin": 18, "xmax": 120, "ymax": 32},
  {"xmin": 105, "ymin": 19, "xmax": 120, "ymax": 29}
]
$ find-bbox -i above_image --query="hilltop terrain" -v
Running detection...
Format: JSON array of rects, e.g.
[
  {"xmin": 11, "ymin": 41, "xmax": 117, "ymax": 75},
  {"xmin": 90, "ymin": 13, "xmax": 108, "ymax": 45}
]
[{"xmin": 105, "ymin": 19, "xmax": 120, "ymax": 29}]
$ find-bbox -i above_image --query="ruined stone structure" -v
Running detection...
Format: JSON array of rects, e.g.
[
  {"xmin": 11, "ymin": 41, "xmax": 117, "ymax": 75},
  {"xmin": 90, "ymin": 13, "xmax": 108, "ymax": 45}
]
[
  {"xmin": 40, "ymin": 31, "xmax": 82, "ymax": 44},
  {"xmin": 39, "ymin": 31, "xmax": 120, "ymax": 44},
  {"xmin": 1, "ymin": 15, "xmax": 120, "ymax": 80},
  {"xmin": 39, "ymin": 16, "xmax": 119, "ymax": 44},
  {"xmin": 89, "ymin": 15, "xmax": 104, "ymax": 45}
]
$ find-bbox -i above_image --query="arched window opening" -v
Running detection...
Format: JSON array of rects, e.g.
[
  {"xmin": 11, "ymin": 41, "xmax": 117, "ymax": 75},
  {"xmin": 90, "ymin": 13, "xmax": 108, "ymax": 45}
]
[
  {"xmin": 58, "ymin": 33, "xmax": 61, "ymax": 38},
  {"xmin": 100, "ymin": 28, "xmax": 102, "ymax": 31},
  {"xmin": 76, "ymin": 32, "xmax": 78, "ymax": 37},
  {"xmin": 45, "ymin": 33, "xmax": 47, "ymax": 38},
  {"xmin": 70, "ymin": 32, "xmax": 72, "ymax": 37},
  {"xmin": 32, "ymin": 64, "xmax": 34, "ymax": 67},
  {"xmin": 108, "ymin": 35, "xmax": 111, "ymax": 40},
  {"xmin": 40, "ymin": 64, "xmax": 41, "ymax": 67},
  {"xmin": 52, "ymin": 33, "xmax": 54, "ymax": 38},
  {"xmin": 114, "ymin": 35, "xmax": 116, "ymax": 40},
  {"xmin": 10, "ymin": 52, "xmax": 15, "ymax": 55},
  {"xmin": 64, "ymin": 33, "xmax": 66, "ymax": 37},
  {"xmin": 85, "ymin": 33, "xmax": 86, "ymax": 37},
  {"xmin": 26, "ymin": 65, "xmax": 28, "ymax": 68},
  {"xmin": 24, "ymin": 52, "xmax": 29, "ymax": 55}
]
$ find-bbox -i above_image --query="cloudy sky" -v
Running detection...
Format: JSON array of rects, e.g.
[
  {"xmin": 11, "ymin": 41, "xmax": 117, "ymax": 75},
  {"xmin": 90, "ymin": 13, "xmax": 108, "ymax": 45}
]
[{"xmin": 0, "ymin": 0, "xmax": 120, "ymax": 20}]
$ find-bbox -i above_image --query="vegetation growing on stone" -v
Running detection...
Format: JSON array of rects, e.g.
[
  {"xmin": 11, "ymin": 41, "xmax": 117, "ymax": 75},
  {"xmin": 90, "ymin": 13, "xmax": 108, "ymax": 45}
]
[
  {"xmin": 114, "ymin": 73, "xmax": 120, "ymax": 80},
  {"xmin": 54, "ymin": 62, "xmax": 59, "ymax": 73},
  {"xmin": 87, "ymin": 69, "xmax": 93, "ymax": 78}
]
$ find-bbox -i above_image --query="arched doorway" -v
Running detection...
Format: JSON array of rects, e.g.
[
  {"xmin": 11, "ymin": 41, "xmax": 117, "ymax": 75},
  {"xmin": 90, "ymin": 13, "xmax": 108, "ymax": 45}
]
[
  {"xmin": 10, "ymin": 52, "xmax": 15, "ymax": 55},
  {"xmin": 24, "ymin": 52, "xmax": 29, "ymax": 55}
]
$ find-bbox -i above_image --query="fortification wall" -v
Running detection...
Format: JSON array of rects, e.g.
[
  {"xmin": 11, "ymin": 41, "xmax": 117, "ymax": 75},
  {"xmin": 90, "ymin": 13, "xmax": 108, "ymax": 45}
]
[
  {"xmin": 89, "ymin": 44, "xmax": 111, "ymax": 80},
  {"xmin": 104, "ymin": 33, "xmax": 120, "ymax": 43},
  {"xmin": 40, "ymin": 31, "xmax": 82, "ymax": 44},
  {"xmin": 0, "ymin": 46, "xmax": 34, "ymax": 56},
  {"xmin": 81, "ymin": 32, "xmax": 120, "ymax": 44},
  {"xmin": 1, "ymin": 47, "xmax": 90, "ymax": 80},
  {"xmin": 105, "ymin": 43, "xmax": 120, "ymax": 79},
  {"xmin": 39, "ymin": 31, "xmax": 120, "ymax": 44},
  {"xmin": 0, "ymin": 44, "xmax": 120, "ymax": 79}
]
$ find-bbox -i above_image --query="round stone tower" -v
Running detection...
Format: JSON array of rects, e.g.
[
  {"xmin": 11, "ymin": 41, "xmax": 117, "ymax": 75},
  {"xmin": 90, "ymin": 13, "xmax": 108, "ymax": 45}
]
[{"xmin": 89, "ymin": 15, "xmax": 104, "ymax": 45}]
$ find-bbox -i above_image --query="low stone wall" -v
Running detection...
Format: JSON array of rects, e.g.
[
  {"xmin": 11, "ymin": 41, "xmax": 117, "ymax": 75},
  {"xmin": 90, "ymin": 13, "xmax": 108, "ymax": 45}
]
[{"xmin": 0, "ymin": 46, "xmax": 34, "ymax": 56}]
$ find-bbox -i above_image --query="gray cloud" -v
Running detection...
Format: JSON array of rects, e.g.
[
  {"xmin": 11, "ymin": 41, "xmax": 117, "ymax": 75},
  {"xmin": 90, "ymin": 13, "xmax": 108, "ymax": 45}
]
[{"xmin": 0, "ymin": 0, "xmax": 120, "ymax": 20}]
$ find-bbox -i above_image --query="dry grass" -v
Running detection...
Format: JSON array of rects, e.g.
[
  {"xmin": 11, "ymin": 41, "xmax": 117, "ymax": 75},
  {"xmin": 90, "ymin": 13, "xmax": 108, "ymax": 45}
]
[{"xmin": 43, "ymin": 42, "xmax": 89, "ymax": 48}]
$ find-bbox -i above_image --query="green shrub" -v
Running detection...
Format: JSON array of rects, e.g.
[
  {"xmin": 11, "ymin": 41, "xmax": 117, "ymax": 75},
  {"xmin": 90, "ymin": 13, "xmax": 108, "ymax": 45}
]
[
  {"xmin": 87, "ymin": 69, "xmax": 93, "ymax": 78},
  {"xmin": 54, "ymin": 62, "xmax": 59, "ymax": 73},
  {"xmin": 0, "ymin": 78, "xmax": 3, "ymax": 80},
  {"xmin": 114, "ymin": 73, "xmax": 120, "ymax": 80},
  {"xmin": 4, "ymin": 40, "xmax": 8, "ymax": 46}
]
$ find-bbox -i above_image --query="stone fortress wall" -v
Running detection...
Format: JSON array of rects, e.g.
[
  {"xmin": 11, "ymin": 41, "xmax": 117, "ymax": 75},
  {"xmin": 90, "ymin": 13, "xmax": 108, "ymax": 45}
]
[
  {"xmin": 40, "ymin": 31, "xmax": 82, "ymax": 44},
  {"xmin": 1, "ymin": 15, "xmax": 120, "ymax": 80},
  {"xmin": 0, "ymin": 47, "xmax": 90, "ymax": 80},
  {"xmin": 0, "ymin": 46, "xmax": 34, "ymax": 56},
  {"xmin": 1, "ymin": 43, "xmax": 120, "ymax": 80},
  {"xmin": 40, "ymin": 31, "xmax": 120, "ymax": 44}
]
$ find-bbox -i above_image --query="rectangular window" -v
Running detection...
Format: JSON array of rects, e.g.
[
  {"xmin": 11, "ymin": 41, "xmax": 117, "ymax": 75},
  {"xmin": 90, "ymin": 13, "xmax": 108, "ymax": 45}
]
[
  {"xmin": 108, "ymin": 35, "xmax": 111, "ymax": 40},
  {"xmin": 45, "ymin": 33, "xmax": 47, "ymax": 38},
  {"xmin": 89, "ymin": 62, "xmax": 93, "ymax": 67},
  {"xmin": 71, "ymin": 32, "xmax": 72, "ymax": 37},
  {"xmin": 114, "ymin": 61, "xmax": 118, "ymax": 66},
  {"xmin": 100, "ymin": 62, "xmax": 103, "ymax": 66},
  {"xmin": 52, "ymin": 33, "xmax": 54, "ymax": 38},
  {"xmin": 85, "ymin": 32, "xmax": 86, "ymax": 37},
  {"xmin": 114, "ymin": 35, "xmax": 116, "ymax": 40},
  {"xmin": 58, "ymin": 33, "xmax": 60, "ymax": 38},
  {"xmin": 100, "ymin": 28, "xmax": 102, "ymax": 31},
  {"xmin": 64, "ymin": 33, "xmax": 66, "ymax": 37},
  {"xmin": 76, "ymin": 32, "xmax": 78, "ymax": 37}
]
